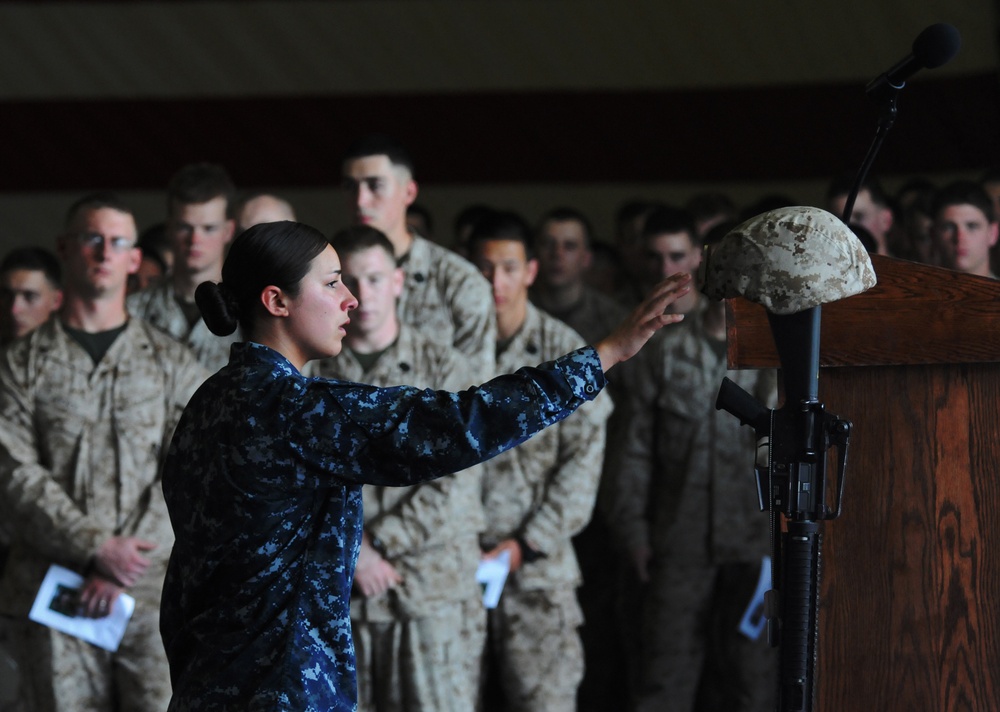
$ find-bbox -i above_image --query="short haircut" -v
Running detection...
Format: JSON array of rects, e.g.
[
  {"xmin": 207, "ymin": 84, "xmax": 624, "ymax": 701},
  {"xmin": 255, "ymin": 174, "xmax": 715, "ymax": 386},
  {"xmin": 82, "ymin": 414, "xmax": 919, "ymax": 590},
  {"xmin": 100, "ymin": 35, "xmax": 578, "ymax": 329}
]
[
  {"xmin": 825, "ymin": 173, "xmax": 892, "ymax": 209},
  {"xmin": 702, "ymin": 220, "xmax": 738, "ymax": 248},
  {"xmin": 641, "ymin": 205, "xmax": 698, "ymax": 245},
  {"xmin": 329, "ymin": 225, "xmax": 396, "ymax": 262},
  {"xmin": 167, "ymin": 162, "xmax": 236, "ymax": 214},
  {"xmin": 468, "ymin": 210, "xmax": 534, "ymax": 260},
  {"xmin": 233, "ymin": 190, "xmax": 294, "ymax": 214},
  {"xmin": 536, "ymin": 207, "xmax": 594, "ymax": 249},
  {"xmin": 406, "ymin": 203, "xmax": 434, "ymax": 235},
  {"xmin": 0, "ymin": 246, "xmax": 62, "ymax": 287},
  {"xmin": 932, "ymin": 180, "xmax": 996, "ymax": 223},
  {"xmin": 739, "ymin": 194, "xmax": 797, "ymax": 222},
  {"xmin": 896, "ymin": 176, "xmax": 937, "ymax": 199},
  {"xmin": 342, "ymin": 134, "xmax": 414, "ymax": 175},
  {"xmin": 138, "ymin": 221, "xmax": 171, "ymax": 254},
  {"xmin": 453, "ymin": 204, "xmax": 495, "ymax": 237},
  {"xmin": 64, "ymin": 191, "xmax": 133, "ymax": 230},
  {"xmin": 138, "ymin": 243, "xmax": 169, "ymax": 275}
]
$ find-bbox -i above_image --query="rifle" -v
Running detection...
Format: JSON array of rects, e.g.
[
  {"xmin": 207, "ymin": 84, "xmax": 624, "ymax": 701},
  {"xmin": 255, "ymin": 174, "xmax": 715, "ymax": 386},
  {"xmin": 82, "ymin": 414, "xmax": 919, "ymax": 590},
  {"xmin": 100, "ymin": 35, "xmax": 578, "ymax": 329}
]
[
  {"xmin": 713, "ymin": 26, "xmax": 960, "ymax": 708},
  {"xmin": 716, "ymin": 307, "xmax": 850, "ymax": 711}
]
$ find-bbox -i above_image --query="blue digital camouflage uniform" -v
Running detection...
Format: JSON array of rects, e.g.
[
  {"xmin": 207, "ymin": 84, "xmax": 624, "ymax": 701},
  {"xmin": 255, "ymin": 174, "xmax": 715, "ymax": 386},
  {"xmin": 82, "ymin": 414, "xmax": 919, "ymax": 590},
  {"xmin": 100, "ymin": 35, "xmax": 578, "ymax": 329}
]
[
  {"xmin": 315, "ymin": 325, "xmax": 486, "ymax": 712},
  {"xmin": 159, "ymin": 340, "xmax": 606, "ymax": 712}
]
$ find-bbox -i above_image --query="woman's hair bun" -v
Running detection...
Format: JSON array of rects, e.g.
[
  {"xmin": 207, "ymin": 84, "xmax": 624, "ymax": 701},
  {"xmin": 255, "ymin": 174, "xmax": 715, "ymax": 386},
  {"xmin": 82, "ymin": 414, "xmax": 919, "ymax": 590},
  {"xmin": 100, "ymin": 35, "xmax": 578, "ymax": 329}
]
[{"xmin": 195, "ymin": 281, "xmax": 240, "ymax": 336}]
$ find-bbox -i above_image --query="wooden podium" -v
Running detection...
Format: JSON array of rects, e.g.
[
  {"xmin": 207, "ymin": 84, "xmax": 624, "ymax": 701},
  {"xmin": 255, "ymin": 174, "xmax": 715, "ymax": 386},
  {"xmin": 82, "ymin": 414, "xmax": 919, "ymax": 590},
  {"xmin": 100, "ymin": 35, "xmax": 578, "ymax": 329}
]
[{"xmin": 725, "ymin": 255, "xmax": 1000, "ymax": 712}]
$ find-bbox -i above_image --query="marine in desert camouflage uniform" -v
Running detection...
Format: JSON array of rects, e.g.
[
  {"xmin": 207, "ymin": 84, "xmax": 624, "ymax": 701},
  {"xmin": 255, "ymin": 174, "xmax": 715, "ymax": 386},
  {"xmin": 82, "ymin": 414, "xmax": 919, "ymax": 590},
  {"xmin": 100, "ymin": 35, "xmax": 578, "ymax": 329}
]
[
  {"xmin": 0, "ymin": 194, "xmax": 207, "ymax": 712},
  {"xmin": 470, "ymin": 212, "xmax": 613, "ymax": 712},
  {"xmin": 127, "ymin": 163, "xmax": 238, "ymax": 372},
  {"xmin": 528, "ymin": 207, "xmax": 631, "ymax": 709},
  {"xmin": 341, "ymin": 134, "xmax": 496, "ymax": 380},
  {"xmin": 315, "ymin": 226, "xmax": 486, "ymax": 711},
  {"xmin": 604, "ymin": 295, "xmax": 777, "ymax": 712}
]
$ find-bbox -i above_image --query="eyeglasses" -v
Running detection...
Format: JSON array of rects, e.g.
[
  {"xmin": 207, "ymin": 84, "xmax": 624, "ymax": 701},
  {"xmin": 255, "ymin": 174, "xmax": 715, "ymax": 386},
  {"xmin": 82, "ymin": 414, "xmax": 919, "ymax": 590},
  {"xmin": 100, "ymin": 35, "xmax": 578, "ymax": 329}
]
[{"xmin": 75, "ymin": 232, "xmax": 136, "ymax": 253}]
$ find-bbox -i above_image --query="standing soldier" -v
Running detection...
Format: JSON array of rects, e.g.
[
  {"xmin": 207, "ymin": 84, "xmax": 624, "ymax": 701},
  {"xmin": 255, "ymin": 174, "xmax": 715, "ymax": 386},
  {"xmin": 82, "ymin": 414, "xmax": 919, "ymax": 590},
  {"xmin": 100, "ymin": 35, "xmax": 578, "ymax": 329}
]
[
  {"xmin": 314, "ymin": 226, "xmax": 486, "ymax": 711},
  {"xmin": 529, "ymin": 207, "xmax": 631, "ymax": 709},
  {"xmin": 469, "ymin": 211, "xmax": 612, "ymax": 712},
  {"xmin": 128, "ymin": 163, "xmax": 239, "ymax": 372},
  {"xmin": 0, "ymin": 193, "xmax": 207, "ymax": 712},
  {"xmin": 340, "ymin": 134, "xmax": 496, "ymax": 379},
  {"xmin": 605, "ymin": 286, "xmax": 778, "ymax": 711},
  {"xmin": 0, "ymin": 247, "xmax": 63, "ymax": 347}
]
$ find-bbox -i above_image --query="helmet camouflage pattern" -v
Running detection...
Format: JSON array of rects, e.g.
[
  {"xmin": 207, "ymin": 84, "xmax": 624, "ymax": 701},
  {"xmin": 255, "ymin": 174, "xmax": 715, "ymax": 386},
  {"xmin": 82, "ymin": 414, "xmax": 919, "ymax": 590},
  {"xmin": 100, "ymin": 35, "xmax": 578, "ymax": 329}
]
[{"xmin": 699, "ymin": 206, "xmax": 877, "ymax": 314}]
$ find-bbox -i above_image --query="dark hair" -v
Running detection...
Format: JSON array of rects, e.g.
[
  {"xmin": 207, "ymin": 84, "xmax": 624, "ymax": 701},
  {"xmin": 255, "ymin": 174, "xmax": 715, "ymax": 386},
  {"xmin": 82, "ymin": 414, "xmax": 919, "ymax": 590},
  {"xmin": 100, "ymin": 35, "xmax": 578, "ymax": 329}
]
[
  {"xmin": 536, "ymin": 207, "xmax": 594, "ymax": 249},
  {"xmin": 932, "ymin": 180, "xmax": 996, "ymax": 223},
  {"xmin": 138, "ymin": 221, "xmax": 171, "ymax": 264},
  {"xmin": 406, "ymin": 203, "xmax": 434, "ymax": 236},
  {"xmin": 0, "ymin": 246, "xmax": 62, "ymax": 287},
  {"xmin": 64, "ymin": 191, "xmax": 133, "ymax": 229},
  {"xmin": 702, "ymin": 220, "xmax": 739, "ymax": 248},
  {"xmin": 341, "ymin": 134, "xmax": 414, "ymax": 175},
  {"xmin": 453, "ymin": 204, "xmax": 495, "ymax": 242},
  {"xmin": 848, "ymin": 223, "xmax": 878, "ymax": 253},
  {"xmin": 167, "ymin": 163, "xmax": 236, "ymax": 215},
  {"xmin": 468, "ymin": 210, "xmax": 535, "ymax": 260},
  {"xmin": 739, "ymin": 194, "xmax": 798, "ymax": 222},
  {"xmin": 641, "ymin": 205, "xmax": 697, "ymax": 244},
  {"xmin": 825, "ymin": 173, "xmax": 891, "ymax": 209},
  {"xmin": 196, "ymin": 221, "xmax": 329, "ymax": 337},
  {"xmin": 329, "ymin": 225, "xmax": 395, "ymax": 261}
]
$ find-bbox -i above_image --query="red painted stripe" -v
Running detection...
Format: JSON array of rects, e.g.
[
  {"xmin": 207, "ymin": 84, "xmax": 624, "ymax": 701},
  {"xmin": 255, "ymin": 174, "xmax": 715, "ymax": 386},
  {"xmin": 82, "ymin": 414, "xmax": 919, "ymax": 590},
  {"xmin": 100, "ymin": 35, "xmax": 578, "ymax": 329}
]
[{"xmin": 1, "ymin": 73, "xmax": 996, "ymax": 191}]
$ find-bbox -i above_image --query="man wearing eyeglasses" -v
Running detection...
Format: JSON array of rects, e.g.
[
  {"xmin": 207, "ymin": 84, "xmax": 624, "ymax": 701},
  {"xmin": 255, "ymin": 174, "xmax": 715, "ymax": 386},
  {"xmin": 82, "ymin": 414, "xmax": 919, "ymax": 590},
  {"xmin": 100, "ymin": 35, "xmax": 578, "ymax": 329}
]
[
  {"xmin": 128, "ymin": 162, "xmax": 239, "ymax": 373},
  {"xmin": 0, "ymin": 193, "xmax": 207, "ymax": 712}
]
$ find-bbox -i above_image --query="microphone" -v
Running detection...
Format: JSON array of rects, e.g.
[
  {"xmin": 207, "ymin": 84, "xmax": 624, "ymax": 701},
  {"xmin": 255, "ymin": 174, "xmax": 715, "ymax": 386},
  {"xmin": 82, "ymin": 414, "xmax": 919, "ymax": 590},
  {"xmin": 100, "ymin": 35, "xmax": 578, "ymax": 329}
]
[{"xmin": 866, "ymin": 23, "xmax": 961, "ymax": 96}]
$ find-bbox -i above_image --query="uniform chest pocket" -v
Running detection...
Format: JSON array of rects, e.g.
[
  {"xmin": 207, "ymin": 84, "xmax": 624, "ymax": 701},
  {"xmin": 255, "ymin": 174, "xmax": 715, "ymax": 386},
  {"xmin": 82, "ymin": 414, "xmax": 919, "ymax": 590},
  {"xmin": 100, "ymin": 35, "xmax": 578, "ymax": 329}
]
[
  {"xmin": 34, "ymin": 391, "xmax": 93, "ymax": 469},
  {"xmin": 653, "ymin": 364, "xmax": 707, "ymax": 474},
  {"xmin": 656, "ymin": 359, "xmax": 707, "ymax": 423},
  {"xmin": 107, "ymin": 370, "xmax": 169, "ymax": 465}
]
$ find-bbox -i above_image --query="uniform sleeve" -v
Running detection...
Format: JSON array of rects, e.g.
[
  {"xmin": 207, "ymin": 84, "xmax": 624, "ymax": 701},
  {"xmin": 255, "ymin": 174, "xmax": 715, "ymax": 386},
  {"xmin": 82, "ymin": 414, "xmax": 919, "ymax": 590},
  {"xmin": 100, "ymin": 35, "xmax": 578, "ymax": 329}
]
[
  {"xmin": 365, "ymin": 349, "xmax": 484, "ymax": 557},
  {"xmin": 128, "ymin": 344, "xmax": 210, "ymax": 560},
  {"xmin": 324, "ymin": 347, "xmax": 607, "ymax": 488},
  {"xmin": 600, "ymin": 345, "xmax": 659, "ymax": 555},
  {"xmin": 0, "ymin": 350, "xmax": 109, "ymax": 567},
  {"xmin": 518, "ymin": 390, "xmax": 612, "ymax": 556},
  {"xmin": 445, "ymin": 269, "xmax": 497, "ymax": 382}
]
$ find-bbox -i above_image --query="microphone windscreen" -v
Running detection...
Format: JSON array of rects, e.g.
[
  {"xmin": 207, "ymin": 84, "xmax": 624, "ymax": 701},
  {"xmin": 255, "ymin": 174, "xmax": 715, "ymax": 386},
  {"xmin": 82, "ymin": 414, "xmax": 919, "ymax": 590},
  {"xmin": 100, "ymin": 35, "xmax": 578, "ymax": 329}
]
[{"xmin": 912, "ymin": 23, "xmax": 961, "ymax": 69}]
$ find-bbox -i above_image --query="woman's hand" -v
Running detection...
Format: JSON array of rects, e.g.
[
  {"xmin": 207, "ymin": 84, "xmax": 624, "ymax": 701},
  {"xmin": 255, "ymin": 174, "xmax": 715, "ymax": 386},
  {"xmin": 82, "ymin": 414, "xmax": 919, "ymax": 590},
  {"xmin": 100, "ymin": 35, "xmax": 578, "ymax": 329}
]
[{"xmin": 595, "ymin": 273, "xmax": 692, "ymax": 372}]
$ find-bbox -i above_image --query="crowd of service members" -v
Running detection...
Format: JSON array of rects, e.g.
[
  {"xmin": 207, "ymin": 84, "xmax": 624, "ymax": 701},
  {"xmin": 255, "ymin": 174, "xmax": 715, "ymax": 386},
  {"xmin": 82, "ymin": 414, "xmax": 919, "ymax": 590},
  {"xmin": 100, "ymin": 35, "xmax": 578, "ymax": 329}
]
[{"xmin": 1, "ymin": 139, "xmax": 998, "ymax": 712}]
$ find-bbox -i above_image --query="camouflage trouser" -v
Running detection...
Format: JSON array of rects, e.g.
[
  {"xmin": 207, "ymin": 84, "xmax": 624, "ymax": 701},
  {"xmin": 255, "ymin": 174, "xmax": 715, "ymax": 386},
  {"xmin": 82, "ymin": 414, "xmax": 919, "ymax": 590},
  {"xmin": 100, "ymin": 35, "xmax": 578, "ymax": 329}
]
[
  {"xmin": 0, "ymin": 605, "xmax": 170, "ymax": 712},
  {"xmin": 636, "ymin": 561, "xmax": 777, "ymax": 712},
  {"xmin": 353, "ymin": 597, "xmax": 486, "ymax": 712},
  {"xmin": 484, "ymin": 587, "xmax": 584, "ymax": 712}
]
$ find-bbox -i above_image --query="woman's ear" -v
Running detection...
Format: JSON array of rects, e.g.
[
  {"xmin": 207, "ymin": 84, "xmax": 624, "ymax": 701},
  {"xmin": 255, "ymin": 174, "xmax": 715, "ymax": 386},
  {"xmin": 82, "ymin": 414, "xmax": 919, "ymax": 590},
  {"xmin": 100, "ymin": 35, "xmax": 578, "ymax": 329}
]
[{"xmin": 260, "ymin": 285, "xmax": 290, "ymax": 317}]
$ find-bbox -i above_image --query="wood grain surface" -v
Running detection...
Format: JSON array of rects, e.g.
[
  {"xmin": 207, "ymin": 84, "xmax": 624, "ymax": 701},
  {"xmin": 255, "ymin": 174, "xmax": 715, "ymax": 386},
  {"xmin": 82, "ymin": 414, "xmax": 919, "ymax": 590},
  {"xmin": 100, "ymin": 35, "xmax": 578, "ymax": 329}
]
[{"xmin": 725, "ymin": 257, "xmax": 1000, "ymax": 711}]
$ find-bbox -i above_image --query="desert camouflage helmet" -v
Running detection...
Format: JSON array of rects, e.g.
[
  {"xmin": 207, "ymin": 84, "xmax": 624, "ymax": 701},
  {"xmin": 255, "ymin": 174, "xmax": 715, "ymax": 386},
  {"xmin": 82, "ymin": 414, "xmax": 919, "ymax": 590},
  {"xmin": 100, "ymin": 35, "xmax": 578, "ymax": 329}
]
[{"xmin": 699, "ymin": 206, "xmax": 877, "ymax": 314}]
